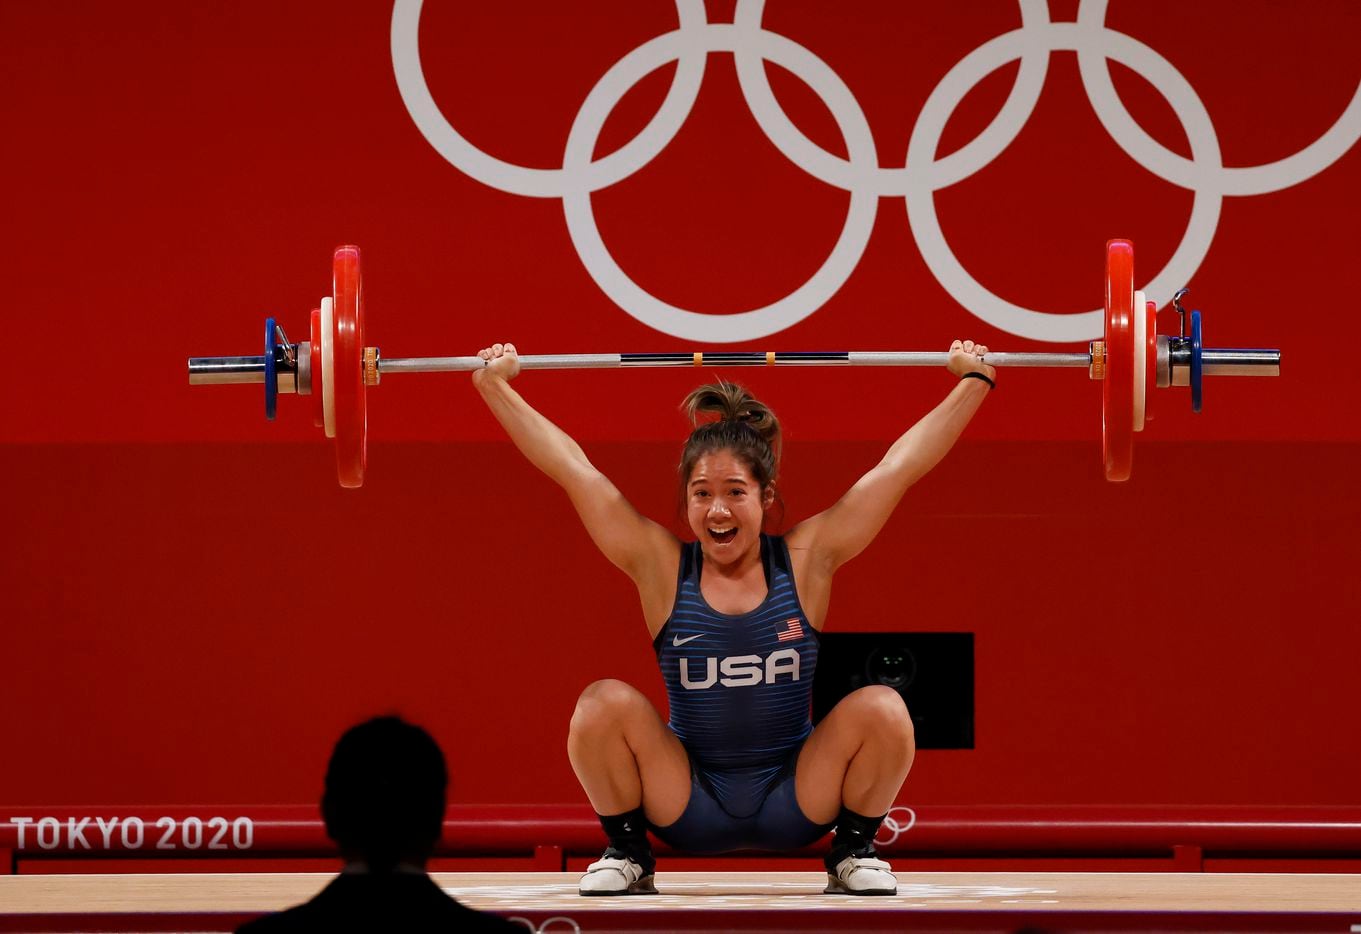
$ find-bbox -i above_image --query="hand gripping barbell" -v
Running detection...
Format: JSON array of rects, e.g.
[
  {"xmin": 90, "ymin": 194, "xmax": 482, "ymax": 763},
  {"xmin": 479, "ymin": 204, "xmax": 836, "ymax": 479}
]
[{"xmin": 187, "ymin": 241, "xmax": 1281, "ymax": 488}]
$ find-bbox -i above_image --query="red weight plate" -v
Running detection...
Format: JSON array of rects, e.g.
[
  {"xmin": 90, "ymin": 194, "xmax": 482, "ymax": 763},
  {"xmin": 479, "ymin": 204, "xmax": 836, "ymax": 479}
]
[
  {"xmin": 1144, "ymin": 299, "xmax": 1157, "ymax": 424},
  {"xmin": 1132, "ymin": 290, "xmax": 1147, "ymax": 432},
  {"xmin": 309, "ymin": 307, "xmax": 324, "ymax": 429},
  {"xmin": 333, "ymin": 245, "xmax": 366, "ymax": 489},
  {"xmin": 1103, "ymin": 240, "xmax": 1135, "ymax": 482}
]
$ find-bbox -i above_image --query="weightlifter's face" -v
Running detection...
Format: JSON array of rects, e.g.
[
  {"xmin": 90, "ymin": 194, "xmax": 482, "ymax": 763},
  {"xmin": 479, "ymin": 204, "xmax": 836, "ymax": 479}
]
[{"xmin": 685, "ymin": 450, "xmax": 771, "ymax": 566}]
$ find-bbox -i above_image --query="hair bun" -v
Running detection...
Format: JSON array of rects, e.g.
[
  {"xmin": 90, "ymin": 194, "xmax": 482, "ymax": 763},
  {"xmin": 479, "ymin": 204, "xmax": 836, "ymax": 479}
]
[{"xmin": 681, "ymin": 379, "xmax": 781, "ymax": 458}]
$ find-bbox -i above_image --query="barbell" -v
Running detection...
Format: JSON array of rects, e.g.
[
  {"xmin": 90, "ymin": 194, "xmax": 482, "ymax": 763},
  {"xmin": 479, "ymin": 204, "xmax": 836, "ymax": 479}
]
[{"xmin": 187, "ymin": 241, "xmax": 1280, "ymax": 488}]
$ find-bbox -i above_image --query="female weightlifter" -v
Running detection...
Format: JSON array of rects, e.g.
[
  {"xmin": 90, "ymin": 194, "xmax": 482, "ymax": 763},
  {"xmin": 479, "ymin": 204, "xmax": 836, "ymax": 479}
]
[{"xmin": 472, "ymin": 340, "xmax": 995, "ymax": 896}]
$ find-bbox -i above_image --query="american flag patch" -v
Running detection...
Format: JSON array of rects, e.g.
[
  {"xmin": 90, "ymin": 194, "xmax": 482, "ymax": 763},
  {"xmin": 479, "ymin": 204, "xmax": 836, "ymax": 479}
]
[{"xmin": 775, "ymin": 618, "xmax": 804, "ymax": 642}]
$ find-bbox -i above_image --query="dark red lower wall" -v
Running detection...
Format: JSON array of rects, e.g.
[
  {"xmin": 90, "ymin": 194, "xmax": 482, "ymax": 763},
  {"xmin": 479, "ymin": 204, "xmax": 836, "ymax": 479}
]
[{"xmin": 3, "ymin": 439, "xmax": 1358, "ymax": 808}]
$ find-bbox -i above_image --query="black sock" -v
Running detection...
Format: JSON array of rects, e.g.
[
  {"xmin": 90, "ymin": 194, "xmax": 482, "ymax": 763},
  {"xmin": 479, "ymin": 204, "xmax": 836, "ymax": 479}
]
[
  {"xmin": 825, "ymin": 806, "xmax": 886, "ymax": 870},
  {"xmin": 597, "ymin": 807, "xmax": 654, "ymax": 873}
]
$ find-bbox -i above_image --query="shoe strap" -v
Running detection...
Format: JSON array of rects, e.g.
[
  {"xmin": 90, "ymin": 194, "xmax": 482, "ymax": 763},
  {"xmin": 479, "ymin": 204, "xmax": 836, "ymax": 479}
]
[
  {"xmin": 586, "ymin": 856, "xmax": 643, "ymax": 881},
  {"xmin": 843, "ymin": 856, "xmax": 893, "ymax": 873}
]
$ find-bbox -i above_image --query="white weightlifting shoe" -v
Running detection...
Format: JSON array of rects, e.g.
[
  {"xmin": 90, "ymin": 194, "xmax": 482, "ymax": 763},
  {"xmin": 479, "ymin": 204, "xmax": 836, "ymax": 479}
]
[
  {"xmin": 578, "ymin": 849, "xmax": 658, "ymax": 896},
  {"xmin": 824, "ymin": 852, "xmax": 898, "ymax": 896}
]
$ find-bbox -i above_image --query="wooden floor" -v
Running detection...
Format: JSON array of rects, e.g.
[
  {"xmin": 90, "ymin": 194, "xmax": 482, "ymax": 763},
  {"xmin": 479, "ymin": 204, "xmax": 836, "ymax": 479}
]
[{"xmin": 3, "ymin": 871, "xmax": 1360, "ymax": 932}]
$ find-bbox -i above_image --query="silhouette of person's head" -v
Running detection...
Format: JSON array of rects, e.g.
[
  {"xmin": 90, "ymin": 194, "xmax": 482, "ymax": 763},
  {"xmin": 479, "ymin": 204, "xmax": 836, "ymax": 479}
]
[{"xmin": 320, "ymin": 716, "xmax": 447, "ymax": 873}]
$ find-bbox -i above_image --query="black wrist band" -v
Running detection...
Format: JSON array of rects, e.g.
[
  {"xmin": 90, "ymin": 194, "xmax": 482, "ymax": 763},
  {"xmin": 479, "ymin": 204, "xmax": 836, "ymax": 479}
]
[{"xmin": 960, "ymin": 371, "xmax": 995, "ymax": 390}]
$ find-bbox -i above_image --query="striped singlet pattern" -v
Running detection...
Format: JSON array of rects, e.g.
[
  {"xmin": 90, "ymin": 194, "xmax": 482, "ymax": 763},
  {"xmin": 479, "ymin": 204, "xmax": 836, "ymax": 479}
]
[{"xmin": 654, "ymin": 535, "xmax": 819, "ymax": 809}]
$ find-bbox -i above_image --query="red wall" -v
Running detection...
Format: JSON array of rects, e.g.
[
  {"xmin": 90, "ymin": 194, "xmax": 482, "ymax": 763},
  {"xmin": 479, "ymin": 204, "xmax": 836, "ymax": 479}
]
[{"xmin": 3, "ymin": 1, "xmax": 1358, "ymax": 810}]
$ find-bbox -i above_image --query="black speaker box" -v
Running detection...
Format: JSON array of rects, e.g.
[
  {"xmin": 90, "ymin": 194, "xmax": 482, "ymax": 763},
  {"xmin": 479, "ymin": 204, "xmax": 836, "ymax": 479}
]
[{"xmin": 812, "ymin": 632, "xmax": 974, "ymax": 749}]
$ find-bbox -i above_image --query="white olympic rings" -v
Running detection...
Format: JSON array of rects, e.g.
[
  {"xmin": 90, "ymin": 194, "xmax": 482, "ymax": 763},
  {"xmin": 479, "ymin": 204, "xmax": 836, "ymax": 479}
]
[
  {"xmin": 392, "ymin": 0, "xmax": 1360, "ymax": 343},
  {"xmin": 506, "ymin": 916, "xmax": 581, "ymax": 933},
  {"xmin": 873, "ymin": 806, "xmax": 918, "ymax": 848}
]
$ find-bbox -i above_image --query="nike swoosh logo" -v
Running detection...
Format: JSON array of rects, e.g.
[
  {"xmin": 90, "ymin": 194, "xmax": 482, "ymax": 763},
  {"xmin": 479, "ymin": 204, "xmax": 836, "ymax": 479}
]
[{"xmin": 672, "ymin": 633, "xmax": 704, "ymax": 647}]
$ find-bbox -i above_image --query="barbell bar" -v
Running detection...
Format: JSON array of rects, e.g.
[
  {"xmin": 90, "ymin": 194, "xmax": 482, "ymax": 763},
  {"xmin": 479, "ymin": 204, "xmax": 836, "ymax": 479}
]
[{"xmin": 187, "ymin": 241, "xmax": 1281, "ymax": 488}]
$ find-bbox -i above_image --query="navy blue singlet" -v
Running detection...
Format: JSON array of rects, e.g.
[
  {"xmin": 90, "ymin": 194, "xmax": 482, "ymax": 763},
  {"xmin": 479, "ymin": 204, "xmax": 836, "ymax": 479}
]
[{"xmin": 653, "ymin": 534, "xmax": 820, "ymax": 820}]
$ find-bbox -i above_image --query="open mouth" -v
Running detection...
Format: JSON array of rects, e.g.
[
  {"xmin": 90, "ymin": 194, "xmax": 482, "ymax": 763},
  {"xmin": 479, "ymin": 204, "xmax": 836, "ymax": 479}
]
[{"xmin": 708, "ymin": 527, "xmax": 738, "ymax": 544}]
